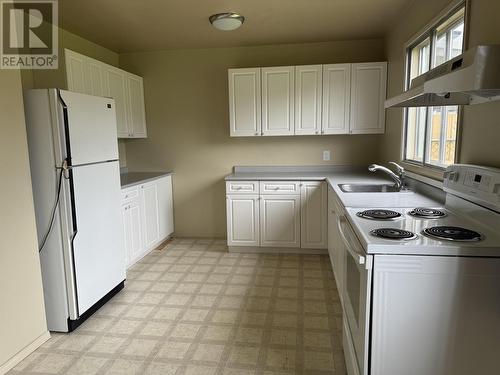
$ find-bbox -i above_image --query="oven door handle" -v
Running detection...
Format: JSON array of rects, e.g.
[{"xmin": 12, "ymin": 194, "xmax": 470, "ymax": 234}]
[{"xmin": 338, "ymin": 216, "xmax": 366, "ymax": 265}]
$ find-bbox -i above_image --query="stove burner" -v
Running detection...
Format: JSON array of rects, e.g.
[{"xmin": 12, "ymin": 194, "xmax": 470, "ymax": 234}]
[
  {"xmin": 423, "ymin": 226, "xmax": 483, "ymax": 242},
  {"xmin": 357, "ymin": 209, "xmax": 402, "ymax": 220},
  {"xmin": 409, "ymin": 207, "xmax": 447, "ymax": 219},
  {"xmin": 370, "ymin": 228, "xmax": 417, "ymax": 240}
]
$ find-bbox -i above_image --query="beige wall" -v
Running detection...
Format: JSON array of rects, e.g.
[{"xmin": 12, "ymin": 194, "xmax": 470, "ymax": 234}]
[
  {"xmin": 382, "ymin": 0, "xmax": 500, "ymax": 175},
  {"xmin": 120, "ymin": 39, "xmax": 386, "ymax": 237},
  {"xmin": 0, "ymin": 70, "xmax": 48, "ymax": 371}
]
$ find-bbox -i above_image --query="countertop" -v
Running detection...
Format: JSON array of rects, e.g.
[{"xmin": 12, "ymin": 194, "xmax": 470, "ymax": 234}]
[
  {"xmin": 120, "ymin": 171, "xmax": 173, "ymax": 189},
  {"xmin": 226, "ymin": 166, "xmax": 442, "ymax": 208}
]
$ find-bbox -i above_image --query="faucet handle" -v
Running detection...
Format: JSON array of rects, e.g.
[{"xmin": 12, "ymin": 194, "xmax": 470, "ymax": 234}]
[{"xmin": 388, "ymin": 162, "xmax": 405, "ymax": 176}]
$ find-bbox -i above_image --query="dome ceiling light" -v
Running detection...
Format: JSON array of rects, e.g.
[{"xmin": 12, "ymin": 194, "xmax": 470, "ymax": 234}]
[{"xmin": 209, "ymin": 13, "xmax": 245, "ymax": 31}]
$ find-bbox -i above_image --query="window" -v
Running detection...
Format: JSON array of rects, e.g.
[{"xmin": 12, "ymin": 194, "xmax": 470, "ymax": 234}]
[{"xmin": 404, "ymin": 4, "xmax": 466, "ymax": 168}]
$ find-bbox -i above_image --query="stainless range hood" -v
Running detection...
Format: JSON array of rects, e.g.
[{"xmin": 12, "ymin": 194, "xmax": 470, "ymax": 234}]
[{"xmin": 385, "ymin": 45, "xmax": 500, "ymax": 108}]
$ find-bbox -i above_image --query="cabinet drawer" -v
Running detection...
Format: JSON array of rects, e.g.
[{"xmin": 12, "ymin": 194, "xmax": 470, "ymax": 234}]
[
  {"xmin": 121, "ymin": 187, "xmax": 139, "ymax": 201},
  {"xmin": 226, "ymin": 181, "xmax": 259, "ymax": 194},
  {"xmin": 260, "ymin": 181, "xmax": 300, "ymax": 195}
]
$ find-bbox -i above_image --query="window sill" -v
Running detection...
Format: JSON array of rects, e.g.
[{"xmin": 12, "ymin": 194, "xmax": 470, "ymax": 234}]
[{"xmin": 401, "ymin": 161, "xmax": 445, "ymax": 183}]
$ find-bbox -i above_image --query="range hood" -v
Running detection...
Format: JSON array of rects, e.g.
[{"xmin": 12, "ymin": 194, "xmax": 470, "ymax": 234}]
[{"xmin": 385, "ymin": 45, "xmax": 500, "ymax": 108}]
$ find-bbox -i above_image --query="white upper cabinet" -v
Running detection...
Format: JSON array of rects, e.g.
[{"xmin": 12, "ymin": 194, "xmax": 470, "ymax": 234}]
[
  {"xmin": 301, "ymin": 181, "xmax": 327, "ymax": 249},
  {"xmin": 322, "ymin": 64, "xmax": 351, "ymax": 135},
  {"xmin": 228, "ymin": 62, "xmax": 387, "ymax": 137},
  {"xmin": 65, "ymin": 49, "xmax": 148, "ymax": 139},
  {"xmin": 228, "ymin": 68, "xmax": 262, "ymax": 137},
  {"xmin": 350, "ymin": 62, "xmax": 387, "ymax": 134},
  {"xmin": 65, "ymin": 50, "xmax": 87, "ymax": 94},
  {"xmin": 262, "ymin": 66, "xmax": 295, "ymax": 136},
  {"xmin": 295, "ymin": 65, "xmax": 323, "ymax": 135},
  {"xmin": 126, "ymin": 73, "xmax": 147, "ymax": 138},
  {"xmin": 103, "ymin": 67, "xmax": 130, "ymax": 138},
  {"xmin": 86, "ymin": 59, "xmax": 105, "ymax": 97}
]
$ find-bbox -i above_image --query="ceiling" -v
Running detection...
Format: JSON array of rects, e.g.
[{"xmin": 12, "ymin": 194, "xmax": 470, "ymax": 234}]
[{"xmin": 60, "ymin": 0, "xmax": 413, "ymax": 53}]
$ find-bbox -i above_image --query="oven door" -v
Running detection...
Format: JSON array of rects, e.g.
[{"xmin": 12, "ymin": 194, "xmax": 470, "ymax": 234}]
[{"xmin": 339, "ymin": 216, "xmax": 373, "ymax": 375}]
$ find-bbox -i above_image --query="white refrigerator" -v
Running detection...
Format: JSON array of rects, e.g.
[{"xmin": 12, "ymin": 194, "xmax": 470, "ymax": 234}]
[{"xmin": 24, "ymin": 89, "xmax": 126, "ymax": 332}]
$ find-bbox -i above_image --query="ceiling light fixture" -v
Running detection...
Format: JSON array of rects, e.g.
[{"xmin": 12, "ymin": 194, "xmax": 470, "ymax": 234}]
[{"xmin": 209, "ymin": 13, "xmax": 245, "ymax": 31}]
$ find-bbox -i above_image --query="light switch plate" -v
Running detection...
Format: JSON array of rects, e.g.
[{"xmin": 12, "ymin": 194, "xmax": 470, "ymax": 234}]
[{"xmin": 323, "ymin": 150, "xmax": 331, "ymax": 161}]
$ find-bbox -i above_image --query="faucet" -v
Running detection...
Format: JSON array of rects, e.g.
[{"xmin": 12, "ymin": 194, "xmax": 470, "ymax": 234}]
[{"xmin": 368, "ymin": 162, "xmax": 406, "ymax": 190}]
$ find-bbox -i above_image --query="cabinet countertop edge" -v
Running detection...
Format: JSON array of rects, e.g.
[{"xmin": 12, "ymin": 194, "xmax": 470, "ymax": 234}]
[
  {"xmin": 225, "ymin": 166, "xmax": 444, "ymax": 209},
  {"xmin": 120, "ymin": 171, "xmax": 173, "ymax": 189}
]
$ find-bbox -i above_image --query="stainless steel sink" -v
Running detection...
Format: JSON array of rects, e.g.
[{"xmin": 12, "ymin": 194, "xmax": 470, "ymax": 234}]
[{"xmin": 338, "ymin": 184, "xmax": 403, "ymax": 193}]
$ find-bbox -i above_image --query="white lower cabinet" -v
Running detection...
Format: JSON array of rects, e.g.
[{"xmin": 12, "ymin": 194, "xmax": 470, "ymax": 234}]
[
  {"xmin": 301, "ymin": 181, "xmax": 327, "ymax": 248},
  {"xmin": 260, "ymin": 195, "xmax": 301, "ymax": 248},
  {"xmin": 122, "ymin": 198, "xmax": 144, "ymax": 267},
  {"xmin": 157, "ymin": 176, "xmax": 174, "ymax": 240},
  {"xmin": 226, "ymin": 195, "xmax": 260, "ymax": 247},
  {"xmin": 121, "ymin": 175, "xmax": 174, "ymax": 268},
  {"xmin": 226, "ymin": 180, "xmax": 326, "ymax": 251},
  {"xmin": 328, "ymin": 184, "xmax": 345, "ymax": 300},
  {"xmin": 141, "ymin": 181, "xmax": 160, "ymax": 249}
]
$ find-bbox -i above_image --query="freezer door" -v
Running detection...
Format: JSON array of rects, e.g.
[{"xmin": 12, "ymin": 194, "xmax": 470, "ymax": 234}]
[
  {"xmin": 59, "ymin": 90, "xmax": 118, "ymax": 165},
  {"xmin": 70, "ymin": 161, "xmax": 126, "ymax": 315}
]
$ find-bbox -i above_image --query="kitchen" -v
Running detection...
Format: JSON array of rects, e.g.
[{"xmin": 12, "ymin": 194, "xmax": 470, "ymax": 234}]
[{"xmin": 1, "ymin": 0, "xmax": 500, "ymax": 374}]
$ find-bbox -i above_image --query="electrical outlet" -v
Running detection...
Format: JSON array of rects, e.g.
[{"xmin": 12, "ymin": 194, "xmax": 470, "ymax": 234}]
[{"xmin": 323, "ymin": 150, "xmax": 331, "ymax": 161}]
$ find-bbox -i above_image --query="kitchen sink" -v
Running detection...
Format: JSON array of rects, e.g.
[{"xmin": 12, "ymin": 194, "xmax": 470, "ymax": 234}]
[{"xmin": 338, "ymin": 184, "xmax": 404, "ymax": 193}]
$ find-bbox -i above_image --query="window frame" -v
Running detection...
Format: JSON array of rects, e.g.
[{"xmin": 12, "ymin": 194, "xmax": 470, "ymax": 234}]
[{"xmin": 401, "ymin": 0, "xmax": 469, "ymax": 173}]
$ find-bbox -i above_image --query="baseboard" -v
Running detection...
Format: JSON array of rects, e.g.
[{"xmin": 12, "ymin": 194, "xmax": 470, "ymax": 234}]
[
  {"xmin": 228, "ymin": 246, "xmax": 328, "ymax": 254},
  {"xmin": 0, "ymin": 330, "xmax": 50, "ymax": 375}
]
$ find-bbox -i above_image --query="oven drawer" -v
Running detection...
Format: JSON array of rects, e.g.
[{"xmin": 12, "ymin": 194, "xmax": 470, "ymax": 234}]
[
  {"xmin": 260, "ymin": 181, "xmax": 300, "ymax": 195},
  {"xmin": 340, "ymin": 217, "xmax": 372, "ymax": 375},
  {"xmin": 226, "ymin": 181, "xmax": 259, "ymax": 194}
]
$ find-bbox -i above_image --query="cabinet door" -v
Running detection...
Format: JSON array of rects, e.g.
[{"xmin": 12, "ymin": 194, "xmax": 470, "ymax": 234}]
[
  {"xmin": 65, "ymin": 50, "xmax": 87, "ymax": 94},
  {"xmin": 322, "ymin": 64, "xmax": 351, "ymax": 134},
  {"xmin": 86, "ymin": 58, "xmax": 105, "ymax": 97},
  {"xmin": 141, "ymin": 182, "xmax": 160, "ymax": 249},
  {"xmin": 156, "ymin": 176, "xmax": 174, "ymax": 241},
  {"xmin": 295, "ymin": 65, "xmax": 322, "ymax": 135},
  {"xmin": 228, "ymin": 68, "xmax": 261, "ymax": 137},
  {"xmin": 262, "ymin": 66, "xmax": 295, "ymax": 136},
  {"xmin": 327, "ymin": 185, "xmax": 337, "ymax": 270},
  {"xmin": 301, "ymin": 181, "xmax": 327, "ymax": 249},
  {"xmin": 260, "ymin": 195, "xmax": 300, "ymax": 248},
  {"xmin": 226, "ymin": 195, "xmax": 260, "ymax": 247},
  {"xmin": 122, "ymin": 199, "xmax": 144, "ymax": 268},
  {"xmin": 104, "ymin": 67, "xmax": 130, "ymax": 138},
  {"xmin": 350, "ymin": 62, "xmax": 387, "ymax": 134},
  {"xmin": 328, "ymin": 185, "xmax": 344, "ymax": 300},
  {"xmin": 127, "ymin": 73, "xmax": 148, "ymax": 138}
]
